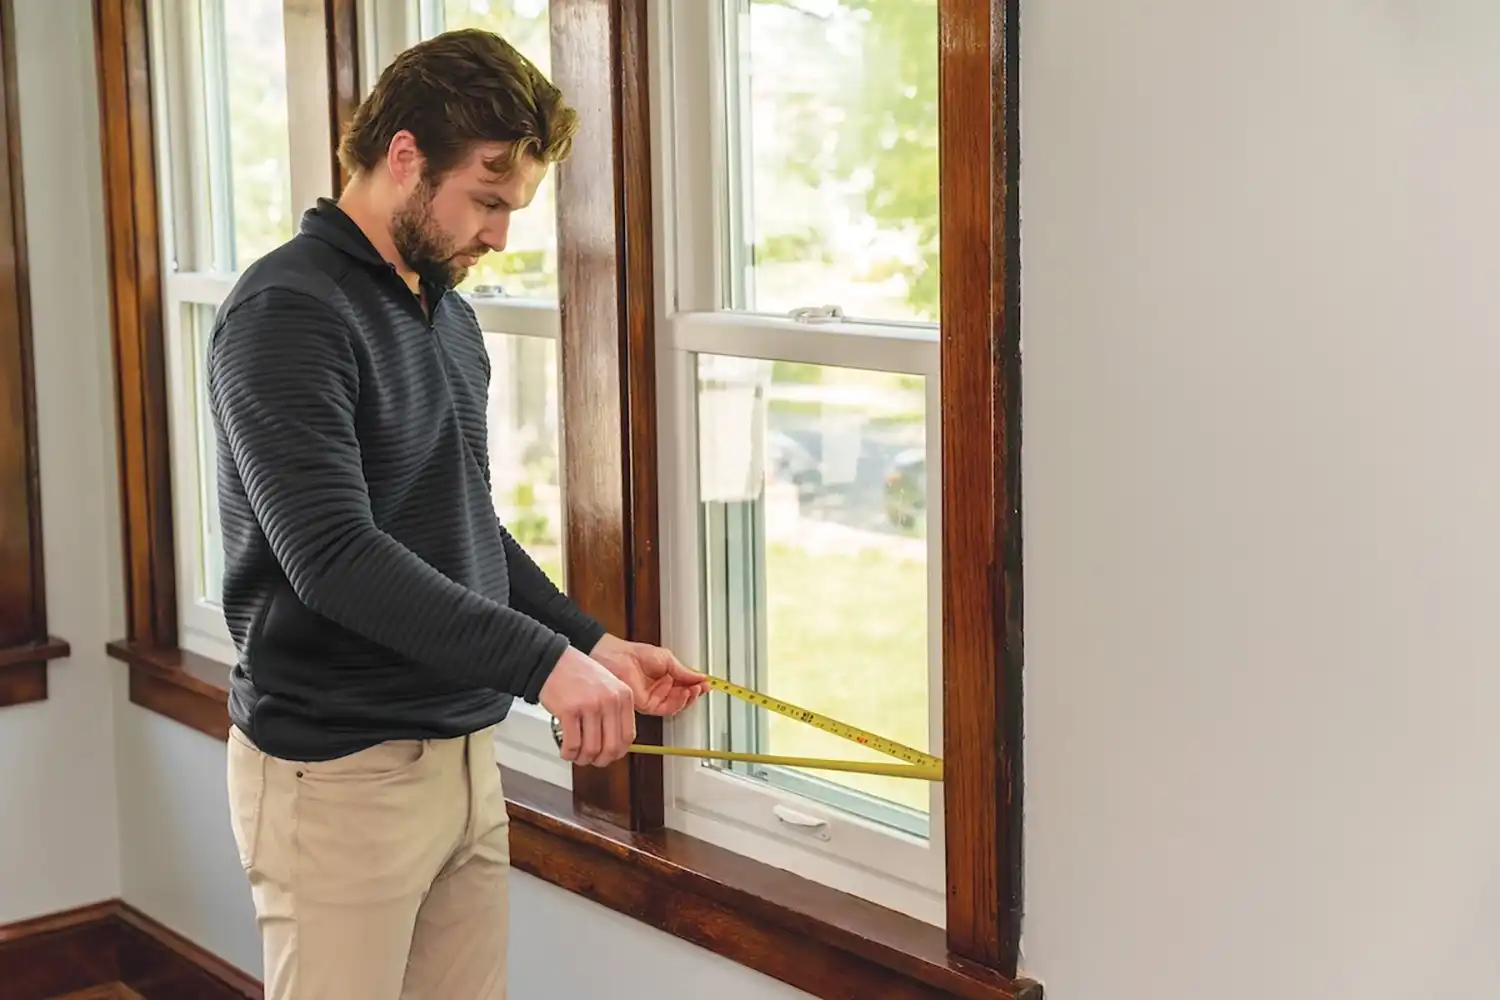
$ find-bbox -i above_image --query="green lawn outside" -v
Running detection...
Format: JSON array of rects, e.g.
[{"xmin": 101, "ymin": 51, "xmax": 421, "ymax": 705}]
[{"xmin": 763, "ymin": 541, "xmax": 931, "ymax": 814}]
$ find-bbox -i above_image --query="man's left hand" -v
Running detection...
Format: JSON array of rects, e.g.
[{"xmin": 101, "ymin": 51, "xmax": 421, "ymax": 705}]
[{"xmin": 589, "ymin": 634, "xmax": 710, "ymax": 717}]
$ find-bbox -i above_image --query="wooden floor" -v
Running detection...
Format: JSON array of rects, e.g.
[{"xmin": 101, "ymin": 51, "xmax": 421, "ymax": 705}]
[
  {"xmin": 49, "ymin": 987, "xmax": 146, "ymax": 1000},
  {"xmin": 0, "ymin": 900, "xmax": 260, "ymax": 1000}
]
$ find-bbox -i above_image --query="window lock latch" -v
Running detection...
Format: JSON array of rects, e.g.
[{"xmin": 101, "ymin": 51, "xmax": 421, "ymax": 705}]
[
  {"xmin": 788, "ymin": 304, "xmax": 844, "ymax": 325},
  {"xmin": 773, "ymin": 804, "xmax": 832, "ymax": 841}
]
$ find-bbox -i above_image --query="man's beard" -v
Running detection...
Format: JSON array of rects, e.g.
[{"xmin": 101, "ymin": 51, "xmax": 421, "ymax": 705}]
[{"xmin": 390, "ymin": 177, "xmax": 477, "ymax": 290}]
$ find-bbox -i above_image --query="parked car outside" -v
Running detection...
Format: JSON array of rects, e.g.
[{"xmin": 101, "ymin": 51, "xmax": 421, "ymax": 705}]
[{"xmin": 883, "ymin": 448, "xmax": 925, "ymax": 529}]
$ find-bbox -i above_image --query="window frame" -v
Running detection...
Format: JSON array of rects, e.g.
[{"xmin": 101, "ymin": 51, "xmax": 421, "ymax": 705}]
[
  {"xmin": 146, "ymin": 0, "xmax": 326, "ymax": 663},
  {"xmin": 95, "ymin": 0, "xmax": 1033, "ymax": 992},
  {"xmin": 651, "ymin": 0, "xmax": 947, "ymax": 921}
]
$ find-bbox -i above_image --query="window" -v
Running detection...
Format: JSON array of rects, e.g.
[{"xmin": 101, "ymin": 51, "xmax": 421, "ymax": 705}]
[
  {"xmin": 696, "ymin": 359, "xmax": 932, "ymax": 826},
  {"xmin": 368, "ymin": 0, "xmax": 948, "ymax": 916},
  {"xmin": 146, "ymin": 0, "xmax": 965, "ymax": 933},
  {"xmin": 657, "ymin": 0, "xmax": 945, "ymax": 921},
  {"xmin": 484, "ymin": 334, "xmax": 565, "ymax": 586},
  {"xmin": 210, "ymin": 0, "xmax": 295, "ymax": 268},
  {"xmin": 723, "ymin": 0, "xmax": 938, "ymax": 325},
  {"xmin": 188, "ymin": 305, "xmax": 224, "ymax": 609},
  {"xmin": 145, "ymin": 0, "xmax": 576, "ymax": 784},
  {"xmin": 103, "ymin": 0, "xmax": 1025, "ymax": 988},
  {"xmin": 427, "ymin": 0, "xmax": 558, "ymax": 300},
  {"xmin": 470, "ymin": 327, "xmax": 572, "ymax": 787},
  {"xmin": 149, "ymin": 0, "xmax": 301, "ymax": 664},
  {"xmin": 151, "ymin": 0, "xmax": 347, "ymax": 661}
]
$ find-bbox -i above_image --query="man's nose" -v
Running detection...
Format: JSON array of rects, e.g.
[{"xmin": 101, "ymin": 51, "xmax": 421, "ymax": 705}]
[{"xmin": 480, "ymin": 217, "xmax": 511, "ymax": 254}]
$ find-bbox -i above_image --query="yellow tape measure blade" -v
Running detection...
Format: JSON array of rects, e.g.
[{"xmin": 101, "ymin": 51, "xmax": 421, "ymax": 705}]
[
  {"xmin": 548, "ymin": 670, "xmax": 944, "ymax": 780},
  {"xmin": 701, "ymin": 675, "xmax": 940, "ymax": 771},
  {"xmin": 630, "ymin": 743, "xmax": 942, "ymax": 782}
]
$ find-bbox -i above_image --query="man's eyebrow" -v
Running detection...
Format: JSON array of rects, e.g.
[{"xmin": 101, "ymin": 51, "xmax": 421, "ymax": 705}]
[{"xmin": 474, "ymin": 186, "xmax": 514, "ymax": 207}]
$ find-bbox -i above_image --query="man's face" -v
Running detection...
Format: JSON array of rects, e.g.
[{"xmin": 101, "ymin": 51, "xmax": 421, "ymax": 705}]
[{"xmin": 390, "ymin": 141, "xmax": 548, "ymax": 290}]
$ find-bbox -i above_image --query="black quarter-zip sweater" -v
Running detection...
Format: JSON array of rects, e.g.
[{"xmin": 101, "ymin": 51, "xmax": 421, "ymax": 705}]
[{"xmin": 208, "ymin": 199, "xmax": 604, "ymax": 761}]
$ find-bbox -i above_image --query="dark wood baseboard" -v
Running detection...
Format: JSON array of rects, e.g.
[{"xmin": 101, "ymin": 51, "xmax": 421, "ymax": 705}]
[
  {"xmin": 0, "ymin": 902, "xmax": 119, "ymax": 1000},
  {"xmin": 0, "ymin": 900, "xmax": 260, "ymax": 1000}
]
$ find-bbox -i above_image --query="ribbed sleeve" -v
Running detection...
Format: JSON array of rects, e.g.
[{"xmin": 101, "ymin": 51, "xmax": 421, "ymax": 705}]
[
  {"xmin": 498, "ymin": 524, "xmax": 607, "ymax": 652},
  {"xmin": 208, "ymin": 288, "xmax": 569, "ymax": 700}
]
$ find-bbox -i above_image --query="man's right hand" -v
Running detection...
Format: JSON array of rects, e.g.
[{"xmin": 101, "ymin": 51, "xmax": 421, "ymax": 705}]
[{"xmin": 537, "ymin": 645, "xmax": 637, "ymax": 767}]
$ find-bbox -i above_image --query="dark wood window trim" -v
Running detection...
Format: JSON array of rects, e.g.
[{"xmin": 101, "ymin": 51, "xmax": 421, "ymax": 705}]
[
  {"xmin": 551, "ymin": 0, "xmax": 666, "ymax": 831},
  {"xmin": 941, "ymin": 0, "xmax": 1025, "ymax": 969},
  {"xmin": 325, "ymin": 0, "xmax": 360, "ymax": 196},
  {"xmin": 0, "ymin": 636, "xmax": 71, "ymax": 709},
  {"xmin": 0, "ymin": 0, "xmax": 70, "ymax": 709},
  {"xmin": 93, "ymin": 0, "xmax": 1037, "ymax": 996},
  {"xmin": 95, "ymin": 0, "xmax": 177, "ymax": 654}
]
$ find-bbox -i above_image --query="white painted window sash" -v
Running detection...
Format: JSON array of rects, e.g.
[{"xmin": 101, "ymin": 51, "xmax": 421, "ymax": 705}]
[
  {"xmin": 668, "ymin": 311, "xmax": 938, "ymax": 377},
  {"xmin": 650, "ymin": 0, "xmax": 947, "ymax": 917}
]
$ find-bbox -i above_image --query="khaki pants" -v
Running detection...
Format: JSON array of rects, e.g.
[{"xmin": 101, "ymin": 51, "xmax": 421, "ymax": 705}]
[{"xmin": 227, "ymin": 724, "xmax": 510, "ymax": 999}]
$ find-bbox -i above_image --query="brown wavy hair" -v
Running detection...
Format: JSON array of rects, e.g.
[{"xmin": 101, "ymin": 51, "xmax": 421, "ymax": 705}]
[{"xmin": 338, "ymin": 29, "xmax": 579, "ymax": 181}]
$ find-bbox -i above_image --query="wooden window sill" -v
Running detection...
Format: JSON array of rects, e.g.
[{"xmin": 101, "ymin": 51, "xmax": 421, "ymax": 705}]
[
  {"xmin": 0, "ymin": 635, "xmax": 71, "ymax": 707},
  {"xmin": 105, "ymin": 640, "xmax": 1041, "ymax": 1000},
  {"xmin": 502, "ymin": 767, "xmax": 1040, "ymax": 999},
  {"xmin": 107, "ymin": 640, "xmax": 231, "ymax": 741}
]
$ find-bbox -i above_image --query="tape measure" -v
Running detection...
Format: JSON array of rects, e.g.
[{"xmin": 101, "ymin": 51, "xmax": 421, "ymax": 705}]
[{"xmin": 549, "ymin": 674, "xmax": 943, "ymax": 782}]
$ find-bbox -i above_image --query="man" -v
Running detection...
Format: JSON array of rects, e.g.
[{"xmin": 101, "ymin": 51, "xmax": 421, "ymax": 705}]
[{"xmin": 209, "ymin": 29, "xmax": 704, "ymax": 1000}]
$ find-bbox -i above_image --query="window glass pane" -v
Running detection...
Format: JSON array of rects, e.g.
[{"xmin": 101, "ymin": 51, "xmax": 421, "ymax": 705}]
[
  {"xmin": 696, "ymin": 355, "xmax": 930, "ymax": 832},
  {"xmin": 726, "ymin": 0, "xmax": 939, "ymax": 324},
  {"xmin": 435, "ymin": 1, "xmax": 558, "ymax": 299},
  {"xmin": 192, "ymin": 308, "xmax": 225, "ymax": 607},
  {"xmin": 208, "ymin": 0, "xmax": 294, "ymax": 269},
  {"xmin": 485, "ymin": 332, "xmax": 565, "ymax": 586}
]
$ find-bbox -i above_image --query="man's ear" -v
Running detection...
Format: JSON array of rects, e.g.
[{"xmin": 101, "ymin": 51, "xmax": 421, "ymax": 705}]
[{"xmin": 385, "ymin": 130, "xmax": 425, "ymax": 189}]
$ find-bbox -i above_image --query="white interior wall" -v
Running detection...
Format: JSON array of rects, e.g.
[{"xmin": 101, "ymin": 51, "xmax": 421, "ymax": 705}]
[
  {"xmin": 17, "ymin": 1, "xmax": 1500, "ymax": 998},
  {"xmin": 0, "ymin": 0, "xmax": 122, "ymax": 927},
  {"xmin": 1021, "ymin": 2, "xmax": 1500, "ymax": 998}
]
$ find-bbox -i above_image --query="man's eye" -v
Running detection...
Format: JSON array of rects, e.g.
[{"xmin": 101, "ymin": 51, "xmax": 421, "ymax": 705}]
[{"xmin": 479, "ymin": 200, "xmax": 505, "ymax": 212}]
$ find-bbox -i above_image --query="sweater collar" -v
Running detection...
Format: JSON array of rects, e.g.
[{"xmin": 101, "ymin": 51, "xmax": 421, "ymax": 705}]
[
  {"xmin": 299, "ymin": 198, "xmax": 391, "ymax": 270},
  {"xmin": 299, "ymin": 198, "xmax": 455, "ymax": 305}
]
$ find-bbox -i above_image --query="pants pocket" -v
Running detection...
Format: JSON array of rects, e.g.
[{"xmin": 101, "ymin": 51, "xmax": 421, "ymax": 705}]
[
  {"xmin": 226, "ymin": 726, "xmax": 266, "ymax": 871},
  {"xmin": 292, "ymin": 740, "xmax": 447, "ymax": 905}
]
